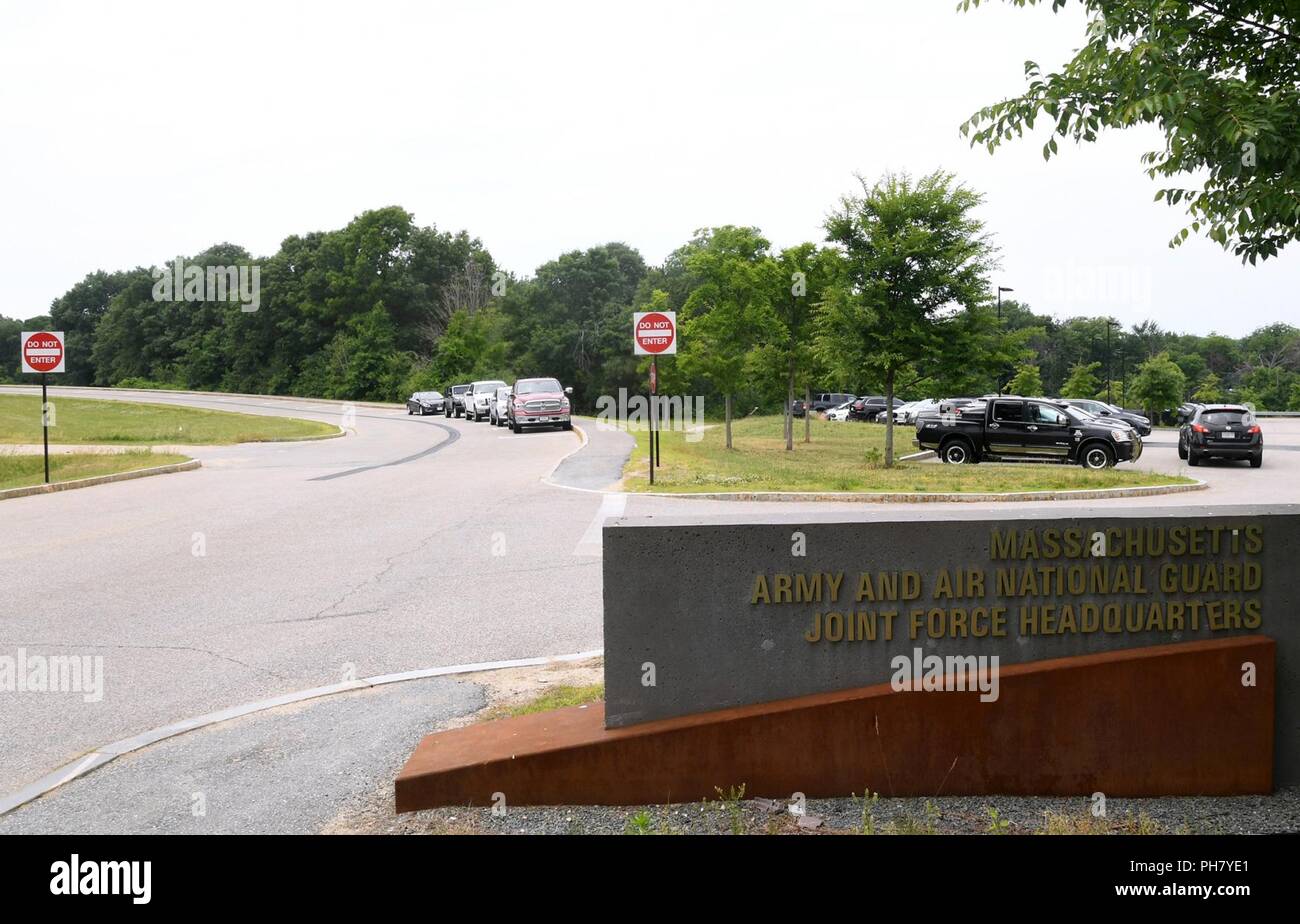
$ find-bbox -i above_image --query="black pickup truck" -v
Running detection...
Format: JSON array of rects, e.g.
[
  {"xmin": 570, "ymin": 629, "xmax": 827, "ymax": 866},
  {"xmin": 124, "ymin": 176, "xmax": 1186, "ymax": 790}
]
[{"xmin": 914, "ymin": 396, "xmax": 1142, "ymax": 469}]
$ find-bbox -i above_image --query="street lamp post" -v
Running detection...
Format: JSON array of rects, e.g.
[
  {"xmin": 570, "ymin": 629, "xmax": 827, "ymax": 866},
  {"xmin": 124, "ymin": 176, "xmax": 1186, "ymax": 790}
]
[
  {"xmin": 1105, "ymin": 318, "xmax": 1119, "ymax": 405},
  {"xmin": 996, "ymin": 286, "xmax": 1013, "ymax": 395}
]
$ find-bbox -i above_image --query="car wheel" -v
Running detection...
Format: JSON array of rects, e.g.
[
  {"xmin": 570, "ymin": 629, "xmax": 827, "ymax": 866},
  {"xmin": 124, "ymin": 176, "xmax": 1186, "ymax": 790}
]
[
  {"xmin": 940, "ymin": 439, "xmax": 973, "ymax": 465},
  {"xmin": 563, "ymin": 421, "xmax": 573, "ymax": 431},
  {"xmin": 1188, "ymin": 449, "xmax": 1201, "ymax": 467},
  {"xmin": 1177, "ymin": 438, "xmax": 1187, "ymax": 460},
  {"xmin": 1080, "ymin": 444, "xmax": 1115, "ymax": 470},
  {"xmin": 1250, "ymin": 453, "xmax": 1263, "ymax": 468}
]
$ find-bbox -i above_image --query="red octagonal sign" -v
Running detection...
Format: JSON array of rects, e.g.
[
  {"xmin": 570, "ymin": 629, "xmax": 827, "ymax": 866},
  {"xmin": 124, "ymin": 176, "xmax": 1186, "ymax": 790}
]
[
  {"xmin": 21, "ymin": 330, "xmax": 66, "ymax": 375},
  {"xmin": 633, "ymin": 311, "xmax": 676, "ymax": 355}
]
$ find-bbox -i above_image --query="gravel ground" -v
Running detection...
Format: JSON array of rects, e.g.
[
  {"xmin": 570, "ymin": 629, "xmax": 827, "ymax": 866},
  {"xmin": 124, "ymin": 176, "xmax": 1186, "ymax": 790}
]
[{"xmin": 341, "ymin": 788, "xmax": 1300, "ymax": 835}]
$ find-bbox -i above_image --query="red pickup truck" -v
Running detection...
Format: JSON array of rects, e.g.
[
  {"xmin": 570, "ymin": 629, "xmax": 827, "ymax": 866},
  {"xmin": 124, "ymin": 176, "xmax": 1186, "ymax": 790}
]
[{"xmin": 508, "ymin": 377, "xmax": 574, "ymax": 432}]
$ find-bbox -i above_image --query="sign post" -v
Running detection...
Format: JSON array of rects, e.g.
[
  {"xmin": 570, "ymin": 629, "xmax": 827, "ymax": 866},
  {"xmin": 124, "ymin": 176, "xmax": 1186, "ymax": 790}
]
[
  {"xmin": 633, "ymin": 311, "xmax": 676, "ymax": 484},
  {"xmin": 649, "ymin": 360, "xmax": 658, "ymax": 472},
  {"xmin": 21, "ymin": 331, "xmax": 66, "ymax": 484}
]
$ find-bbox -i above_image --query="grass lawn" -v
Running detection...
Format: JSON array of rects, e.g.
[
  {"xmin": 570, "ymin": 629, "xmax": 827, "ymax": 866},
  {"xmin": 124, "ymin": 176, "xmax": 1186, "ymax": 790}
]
[
  {"xmin": 617, "ymin": 415, "xmax": 1194, "ymax": 494},
  {"xmin": 0, "ymin": 451, "xmax": 191, "ymax": 491},
  {"xmin": 482, "ymin": 683, "xmax": 605, "ymax": 721},
  {"xmin": 0, "ymin": 394, "xmax": 337, "ymax": 445}
]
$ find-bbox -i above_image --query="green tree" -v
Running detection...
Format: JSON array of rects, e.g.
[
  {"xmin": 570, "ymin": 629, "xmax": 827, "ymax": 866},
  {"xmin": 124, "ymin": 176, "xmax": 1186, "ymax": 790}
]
[
  {"xmin": 1008, "ymin": 362, "xmax": 1044, "ymax": 396},
  {"xmin": 1193, "ymin": 371, "xmax": 1224, "ymax": 403},
  {"xmin": 1129, "ymin": 351, "xmax": 1188, "ymax": 422},
  {"xmin": 962, "ymin": 1, "xmax": 1300, "ymax": 262},
  {"xmin": 1060, "ymin": 361, "xmax": 1101, "ymax": 398},
  {"xmin": 678, "ymin": 227, "xmax": 778, "ymax": 449},
  {"xmin": 817, "ymin": 171, "xmax": 998, "ymax": 466},
  {"xmin": 748, "ymin": 243, "xmax": 836, "ymax": 449},
  {"xmin": 1096, "ymin": 380, "xmax": 1129, "ymax": 407},
  {"xmin": 48, "ymin": 269, "xmax": 143, "ymax": 385}
]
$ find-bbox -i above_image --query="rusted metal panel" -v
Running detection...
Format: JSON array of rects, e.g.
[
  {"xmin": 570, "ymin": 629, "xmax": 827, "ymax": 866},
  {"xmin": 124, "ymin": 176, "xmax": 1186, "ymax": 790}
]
[{"xmin": 395, "ymin": 636, "xmax": 1273, "ymax": 811}]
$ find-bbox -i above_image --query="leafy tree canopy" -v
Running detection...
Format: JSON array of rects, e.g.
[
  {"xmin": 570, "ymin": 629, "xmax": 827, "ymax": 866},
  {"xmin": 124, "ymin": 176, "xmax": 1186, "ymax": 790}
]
[{"xmin": 962, "ymin": 0, "xmax": 1300, "ymax": 263}]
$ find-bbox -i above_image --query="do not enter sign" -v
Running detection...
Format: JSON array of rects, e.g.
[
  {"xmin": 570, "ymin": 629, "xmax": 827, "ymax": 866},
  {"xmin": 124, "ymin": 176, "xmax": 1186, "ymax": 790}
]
[
  {"xmin": 633, "ymin": 311, "xmax": 677, "ymax": 355},
  {"xmin": 21, "ymin": 331, "xmax": 66, "ymax": 375}
]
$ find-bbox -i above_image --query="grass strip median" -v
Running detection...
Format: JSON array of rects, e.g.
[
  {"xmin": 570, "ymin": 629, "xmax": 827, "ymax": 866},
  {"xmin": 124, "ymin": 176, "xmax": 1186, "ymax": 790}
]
[
  {"xmin": 618, "ymin": 415, "xmax": 1194, "ymax": 494},
  {"xmin": 0, "ymin": 450, "xmax": 192, "ymax": 491},
  {"xmin": 0, "ymin": 394, "xmax": 336, "ymax": 445}
]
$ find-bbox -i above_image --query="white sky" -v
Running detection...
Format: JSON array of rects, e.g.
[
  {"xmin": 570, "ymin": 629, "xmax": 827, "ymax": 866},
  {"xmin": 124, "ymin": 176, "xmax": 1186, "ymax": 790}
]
[{"xmin": 2, "ymin": 0, "xmax": 1296, "ymax": 335}]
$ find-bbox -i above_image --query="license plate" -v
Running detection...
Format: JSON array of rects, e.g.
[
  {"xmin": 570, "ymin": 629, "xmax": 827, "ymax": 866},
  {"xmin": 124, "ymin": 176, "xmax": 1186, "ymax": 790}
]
[{"xmin": 1220, "ymin": 432, "xmax": 1235, "ymax": 439}]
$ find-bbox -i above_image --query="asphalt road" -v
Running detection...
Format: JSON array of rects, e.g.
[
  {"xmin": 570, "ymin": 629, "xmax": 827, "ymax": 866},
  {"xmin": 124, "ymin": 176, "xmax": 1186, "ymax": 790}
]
[{"xmin": 1, "ymin": 387, "xmax": 1297, "ymax": 824}]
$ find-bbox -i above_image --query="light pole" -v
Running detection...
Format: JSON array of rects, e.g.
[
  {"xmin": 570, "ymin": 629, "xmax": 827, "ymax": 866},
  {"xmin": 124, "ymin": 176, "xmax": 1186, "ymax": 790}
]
[
  {"xmin": 996, "ymin": 286, "xmax": 1013, "ymax": 395},
  {"xmin": 1105, "ymin": 318, "xmax": 1119, "ymax": 405}
]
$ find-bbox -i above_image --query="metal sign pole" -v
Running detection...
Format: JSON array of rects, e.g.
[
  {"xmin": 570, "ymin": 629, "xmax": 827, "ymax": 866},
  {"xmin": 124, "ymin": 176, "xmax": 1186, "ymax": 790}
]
[
  {"xmin": 41, "ymin": 372, "xmax": 50, "ymax": 484},
  {"xmin": 651, "ymin": 359, "xmax": 660, "ymax": 470}
]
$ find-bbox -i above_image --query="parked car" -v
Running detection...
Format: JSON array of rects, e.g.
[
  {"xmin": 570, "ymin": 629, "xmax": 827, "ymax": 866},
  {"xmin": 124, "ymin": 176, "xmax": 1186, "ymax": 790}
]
[
  {"xmin": 915, "ymin": 395, "xmax": 1142, "ymax": 468},
  {"xmin": 1175, "ymin": 402, "xmax": 1203, "ymax": 426},
  {"xmin": 898, "ymin": 398, "xmax": 941, "ymax": 424},
  {"xmin": 849, "ymin": 396, "xmax": 905, "ymax": 422},
  {"xmin": 508, "ymin": 377, "xmax": 573, "ymax": 432},
  {"xmin": 808, "ymin": 392, "xmax": 856, "ymax": 415},
  {"xmin": 490, "ymin": 385, "xmax": 511, "ymax": 427},
  {"xmin": 826, "ymin": 400, "xmax": 855, "ymax": 422},
  {"xmin": 444, "ymin": 383, "xmax": 472, "ymax": 418},
  {"xmin": 406, "ymin": 391, "xmax": 445, "ymax": 415},
  {"xmin": 1055, "ymin": 398, "xmax": 1151, "ymax": 437},
  {"xmin": 464, "ymin": 380, "xmax": 508, "ymax": 421},
  {"xmin": 1178, "ymin": 404, "xmax": 1263, "ymax": 468}
]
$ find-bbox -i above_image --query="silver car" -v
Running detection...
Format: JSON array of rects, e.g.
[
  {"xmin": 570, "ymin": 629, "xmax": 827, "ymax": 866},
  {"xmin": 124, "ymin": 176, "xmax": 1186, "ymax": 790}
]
[
  {"xmin": 490, "ymin": 386, "xmax": 511, "ymax": 426},
  {"xmin": 465, "ymin": 379, "xmax": 507, "ymax": 421}
]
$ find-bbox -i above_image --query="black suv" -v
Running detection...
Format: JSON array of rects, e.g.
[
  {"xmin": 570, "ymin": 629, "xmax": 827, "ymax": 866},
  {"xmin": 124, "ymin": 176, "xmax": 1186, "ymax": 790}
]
[
  {"xmin": 848, "ymin": 395, "xmax": 904, "ymax": 422},
  {"xmin": 443, "ymin": 383, "xmax": 472, "ymax": 418},
  {"xmin": 1178, "ymin": 404, "xmax": 1262, "ymax": 468}
]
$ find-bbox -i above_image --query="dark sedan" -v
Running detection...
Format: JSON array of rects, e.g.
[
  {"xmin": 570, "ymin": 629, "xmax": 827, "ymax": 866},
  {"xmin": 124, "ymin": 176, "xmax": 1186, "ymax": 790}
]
[
  {"xmin": 1178, "ymin": 404, "xmax": 1263, "ymax": 467},
  {"xmin": 1055, "ymin": 398, "xmax": 1152, "ymax": 437},
  {"xmin": 406, "ymin": 391, "xmax": 445, "ymax": 415}
]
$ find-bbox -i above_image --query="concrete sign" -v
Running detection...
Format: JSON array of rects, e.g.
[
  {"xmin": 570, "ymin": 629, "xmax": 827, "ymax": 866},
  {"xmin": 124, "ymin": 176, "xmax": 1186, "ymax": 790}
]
[{"xmin": 602, "ymin": 505, "xmax": 1300, "ymax": 783}]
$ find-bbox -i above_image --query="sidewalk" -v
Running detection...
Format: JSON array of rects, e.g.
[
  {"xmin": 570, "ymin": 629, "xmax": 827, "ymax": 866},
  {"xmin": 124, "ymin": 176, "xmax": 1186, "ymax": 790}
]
[{"xmin": 548, "ymin": 419, "xmax": 636, "ymax": 491}]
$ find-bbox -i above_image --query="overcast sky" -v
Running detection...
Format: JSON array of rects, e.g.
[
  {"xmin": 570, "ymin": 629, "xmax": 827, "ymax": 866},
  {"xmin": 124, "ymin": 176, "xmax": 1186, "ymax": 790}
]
[{"xmin": 2, "ymin": 0, "xmax": 1296, "ymax": 335}]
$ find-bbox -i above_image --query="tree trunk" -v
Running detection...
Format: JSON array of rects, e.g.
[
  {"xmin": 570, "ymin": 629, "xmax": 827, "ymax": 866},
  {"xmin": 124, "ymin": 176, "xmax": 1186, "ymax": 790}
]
[
  {"xmin": 803, "ymin": 384, "xmax": 811, "ymax": 443},
  {"xmin": 725, "ymin": 393, "xmax": 734, "ymax": 449},
  {"xmin": 785, "ymin": 357, "xmax": 795, "ymax": 451},
  {"xmin": 884, "ymin": 366, "xmax": 895, "ymax": 468}
]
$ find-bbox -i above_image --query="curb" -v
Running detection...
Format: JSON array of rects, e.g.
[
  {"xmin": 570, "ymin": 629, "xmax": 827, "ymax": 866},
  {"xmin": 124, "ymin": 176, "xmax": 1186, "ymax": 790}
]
[
  {"xmin": 0, "ymin": 458, "xmax": 201, "ymax": 502},
  {"xmin": 625, "ymin": 479, "xmax": 1209, "ymax": 504},
  {"xmin": 0, "ymin": 648, "xmax": 604, "ymax": 817}
]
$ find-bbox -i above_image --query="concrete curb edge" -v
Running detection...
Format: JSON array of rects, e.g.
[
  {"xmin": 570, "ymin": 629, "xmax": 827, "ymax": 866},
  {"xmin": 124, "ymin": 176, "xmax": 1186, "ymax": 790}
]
[{"xmin": 0, "ymin": 459, "xmax": 202, "ymax": 502}]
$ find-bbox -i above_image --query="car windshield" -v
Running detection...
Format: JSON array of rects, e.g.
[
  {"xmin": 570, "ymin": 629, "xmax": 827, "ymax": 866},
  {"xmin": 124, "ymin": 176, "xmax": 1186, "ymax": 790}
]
[
  {"xmin": 475, "ymin": 381, "xmax": 506, "ymax": 393},
  {"xmin": 1062, "ymin": 406, "xmax": 1094, "ymax": 424},
  {"xmin": 517, "ymin": 379, "xmax": 562, "ymax": 394},
  {"xmin": 1202, "ymin": 410, "xmax": 1252, "ymax": 427},
  {"xmin": 495, "ymin": 387, "xmax": 510, "ymax": 398}
]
